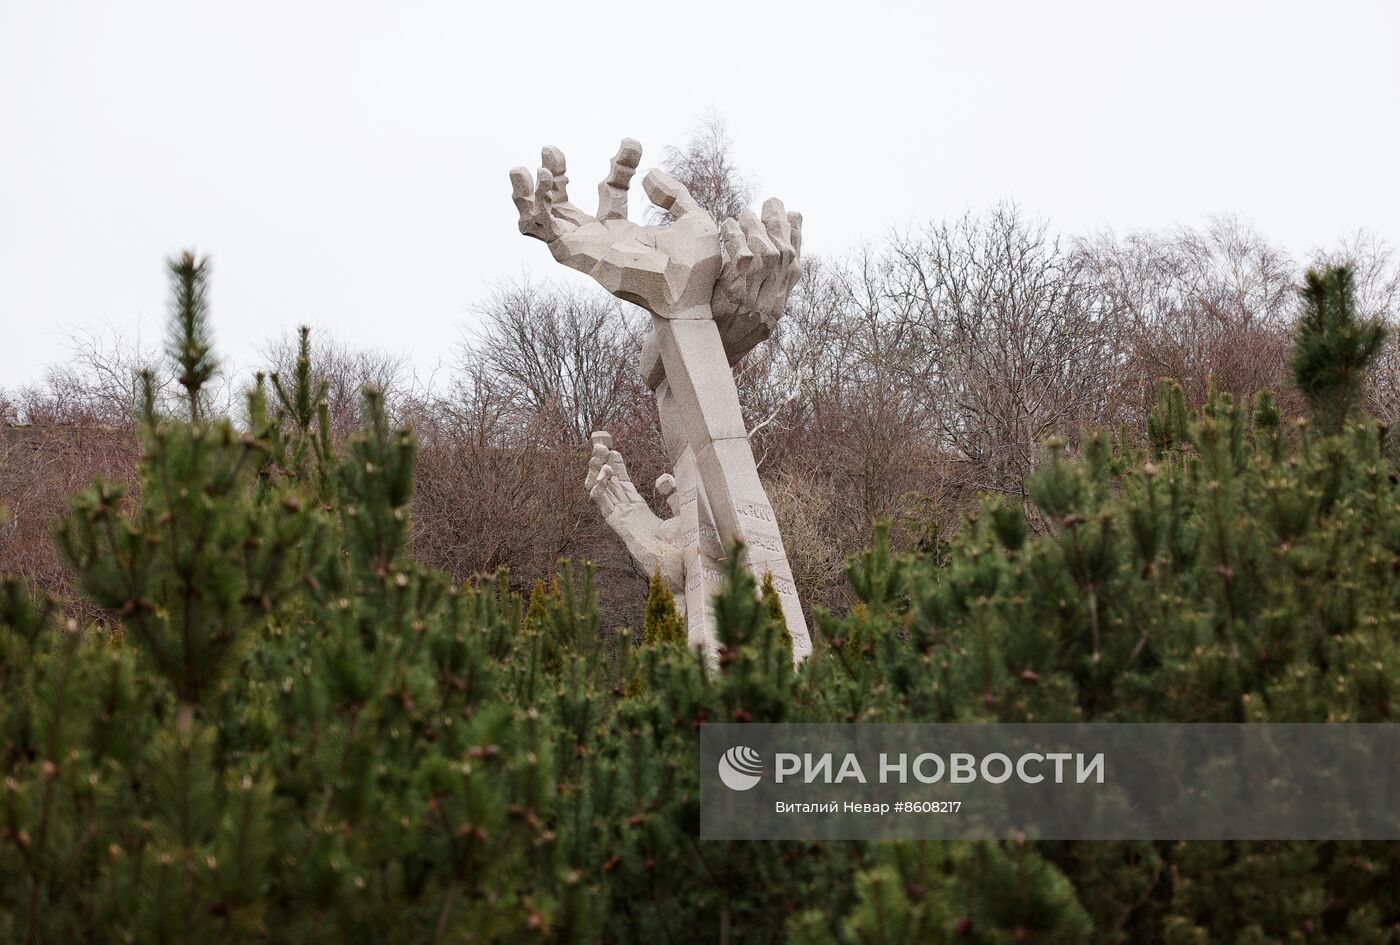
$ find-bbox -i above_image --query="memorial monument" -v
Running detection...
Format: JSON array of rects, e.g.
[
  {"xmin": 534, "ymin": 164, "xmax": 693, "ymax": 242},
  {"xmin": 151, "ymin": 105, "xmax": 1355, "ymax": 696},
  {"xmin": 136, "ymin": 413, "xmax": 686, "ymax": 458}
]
[{"xmin": 509, "ymin": 137, "xmax": 812, "ymax": 660}]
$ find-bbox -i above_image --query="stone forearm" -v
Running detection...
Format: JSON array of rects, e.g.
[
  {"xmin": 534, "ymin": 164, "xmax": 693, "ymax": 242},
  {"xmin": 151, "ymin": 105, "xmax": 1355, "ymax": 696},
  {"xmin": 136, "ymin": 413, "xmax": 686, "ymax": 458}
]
[{"xmin": 649, "ymin": 315, "xmax": 811, "ymax": 659}]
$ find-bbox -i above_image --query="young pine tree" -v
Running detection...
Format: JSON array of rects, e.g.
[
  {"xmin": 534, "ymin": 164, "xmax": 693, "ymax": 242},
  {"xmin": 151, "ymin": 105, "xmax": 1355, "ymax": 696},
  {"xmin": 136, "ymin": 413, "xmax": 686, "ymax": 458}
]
[
  {"xmin": 642, "ymin": 570, "xmax": 686, "ymax": 647},
  {"xmin": 1291, "ymin": 265, "xmax": 1388, "ymax": 435}
]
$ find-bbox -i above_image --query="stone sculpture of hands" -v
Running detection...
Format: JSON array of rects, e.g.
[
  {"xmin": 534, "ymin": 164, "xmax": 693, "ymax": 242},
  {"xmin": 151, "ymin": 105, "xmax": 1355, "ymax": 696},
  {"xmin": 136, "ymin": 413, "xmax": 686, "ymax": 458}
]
[{"xmin": 512, "ymin": 139, "xmax": 810, "ymax": 655}]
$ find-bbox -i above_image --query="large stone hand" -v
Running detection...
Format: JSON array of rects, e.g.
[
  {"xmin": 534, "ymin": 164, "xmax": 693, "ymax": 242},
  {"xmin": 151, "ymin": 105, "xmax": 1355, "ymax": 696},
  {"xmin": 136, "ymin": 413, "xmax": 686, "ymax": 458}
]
[
  {"xmin": 510, "ymin": 141, "xmax": 721, "ymax": 319},
  {"xmin": 712, "ymin": 199, "xmax": 804, "ymax": 363}
]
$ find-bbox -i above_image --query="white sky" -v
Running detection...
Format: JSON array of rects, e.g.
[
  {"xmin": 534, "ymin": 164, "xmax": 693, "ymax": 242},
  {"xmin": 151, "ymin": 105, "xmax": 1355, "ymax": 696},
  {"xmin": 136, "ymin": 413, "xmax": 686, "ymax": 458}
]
[{"xmin": 2, "ymin": 0, "xmax": 1397, "ymax": 389}]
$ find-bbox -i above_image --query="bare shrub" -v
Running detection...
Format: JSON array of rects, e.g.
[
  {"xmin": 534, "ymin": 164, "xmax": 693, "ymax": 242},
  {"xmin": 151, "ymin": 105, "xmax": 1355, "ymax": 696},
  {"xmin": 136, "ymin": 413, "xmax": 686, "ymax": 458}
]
[
  {"xmin": 7, "ymin": 199, "xmax": 1399, "ymax": 631},
  {"xmin": 466, "ymin": 280, "xmax": 648, "ymax": 445},
  {"xmin": 406, "ymin": 282, "xmax": 664, "ymax": 625},
  {"xmin": 1078, "ymin": 216, "xmax": 1298, "ymax": 417}
]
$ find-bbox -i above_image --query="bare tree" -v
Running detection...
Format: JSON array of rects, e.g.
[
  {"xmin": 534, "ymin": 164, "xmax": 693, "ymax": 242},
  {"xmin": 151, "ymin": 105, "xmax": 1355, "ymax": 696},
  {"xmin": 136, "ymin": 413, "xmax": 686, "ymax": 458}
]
[
  {"xmin": 657, "ymin": 111, "xmax": 756, "ymax": 224},
  {"xmin": 465, "ymin": 280, "xmax": 647, "ymax": 445},
  {"xmin": 1078, "ymin": 216, "xmax": 1297, "ymax": 415},
  {"xmin": 745, "ymin": 252, "xmax": 953, "ymax": 609},
  {"xmin": 1310, "ymin": 231, "xmax": 1400, "ymax": 321},
  {"xmin": 6, "ymin": 322, "xmax": 174, "ymax": 427},
  {"xmin": 406, "ymin": 370, "xmax": 591, "ymax": 579},
  {"xmin": 886, "ymin": 204, "xmax": 1122, "ymax": 496}
]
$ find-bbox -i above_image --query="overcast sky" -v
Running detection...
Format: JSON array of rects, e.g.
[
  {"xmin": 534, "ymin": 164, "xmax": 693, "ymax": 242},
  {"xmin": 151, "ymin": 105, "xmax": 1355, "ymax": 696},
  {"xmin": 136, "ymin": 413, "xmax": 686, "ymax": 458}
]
[{"xmin": 2, "ymin": 0, "xmax": 1397, "ymax": 390}]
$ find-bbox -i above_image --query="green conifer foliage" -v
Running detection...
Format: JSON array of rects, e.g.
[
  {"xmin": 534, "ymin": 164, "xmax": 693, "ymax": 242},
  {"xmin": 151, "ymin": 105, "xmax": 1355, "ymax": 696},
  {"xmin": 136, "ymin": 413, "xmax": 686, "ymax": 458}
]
[
  {"xmin": 758, "ymin": 572, "xmax": 791, "ymax": 652},
  {"xmin": 796, "ymin": 269, "xmax": 1400, "ymax": 941},
  {"xmin": 3, "ymin": 261, "xmax": 1398, "ymax": 943},
  {"xmin": 55, "ymin": 253, "xmax": 309, "ymax": 707},
  {"xmin": 1291, "ymin": 265, "xmax": 1388, "ymax": 434},
  {"xmin": 165, "ymin": 251, "xmax": 219, "ymax": 421},
  {"xmin": 1, "ymin": 258, "xmax": 593, "ymax": 942},
  {"xmin": 1147, "ymin": 379, "xmax": 1191, "ymax": 457},
  {"xmin": 626, "ymin": 572, "xmax": 686, "ymax": 698},
  {"xmin": 641, "ymin": 570, "xmax": 685, "ymax": 647}
]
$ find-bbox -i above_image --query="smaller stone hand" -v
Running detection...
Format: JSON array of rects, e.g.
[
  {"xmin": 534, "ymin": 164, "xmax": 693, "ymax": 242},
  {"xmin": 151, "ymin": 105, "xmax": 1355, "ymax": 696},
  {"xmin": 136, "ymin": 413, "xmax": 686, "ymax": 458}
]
[
  {"xmin": 712, "ymin": 198, "xmax": 803, "ymax": 363},
  {"xmin": 585, "ymin": 432, "xmax": 679, "ymax": 583},
  {"xmin": 586, "ymin": 433, "xmax": 650, "ymax": 521}
]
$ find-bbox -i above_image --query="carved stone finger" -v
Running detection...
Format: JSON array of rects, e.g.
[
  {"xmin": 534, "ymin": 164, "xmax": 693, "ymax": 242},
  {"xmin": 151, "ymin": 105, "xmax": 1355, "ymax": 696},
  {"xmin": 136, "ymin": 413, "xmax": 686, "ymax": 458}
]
[
  {"xmin": 597, "ymin": 137, "xmax": 641, "ymax": 222},
  {"xmin": 605, "ymin": 470, "xmax": 631, "ymax": 508},
  {"xmin": 601, "ymin": 459, "xmax": 636, "ymax": 510},
  {"xmin": 738, "ymin": 209, "xmax": 778, "ymax": 261},
  {"xmin": 585, "ymin": 441, "xmax": 610, "ymax": 490},
  {"xmin": 532, "ymin": 162, "xmax": 589, "ymax": 229},
  {"xmin": 761, "ymin": 198, "xmax": 794, "ymax": 270},
  {"xmin": 642, "ymin": 169, "xmax": 704, "ymax": 220},
  {"xmin": 606, "ymin": 449, "xmax": 632, "ymax": 482},
  {"xmin": 757, "ymin": 201, "xmax": 796, "ymax": 315},
  {"xmin": 516, "ymin": 167, "xmax": 563, "ymax": 240},
  {"xmin": 737, "ymin": 209, "xmax": 778, "ymax": 309},
  {"xmin": 593, "ymin": 490, "xmax": 616, "ymax": 518},
  {"xmin": 511, "ymin": 165, "xmax": 564, "ymax": 241},
  {"xmin": 541, "ymin": 146, "xmax": 571, "ymax": 205},
  {"xmin": 534, "ymin": 167, "xmax": 554, "ymax": 214},
  {"xmin": 654, "ymin": 473, "xmax": 676, "ymax": 498},
  {"xmin": 718, "ymin": 217, "xmax": 752, "ymax": 302},
  {"xmin": 590, "ymin": 463, "xmax": 615, "ymax": 511},
  {"xmin": 783, "ymin": 211, "xmax": 804, "ymax": 299},
  {"xmin": 509, "ymin": 166, "xmax": 536, "ymax": 220}
]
